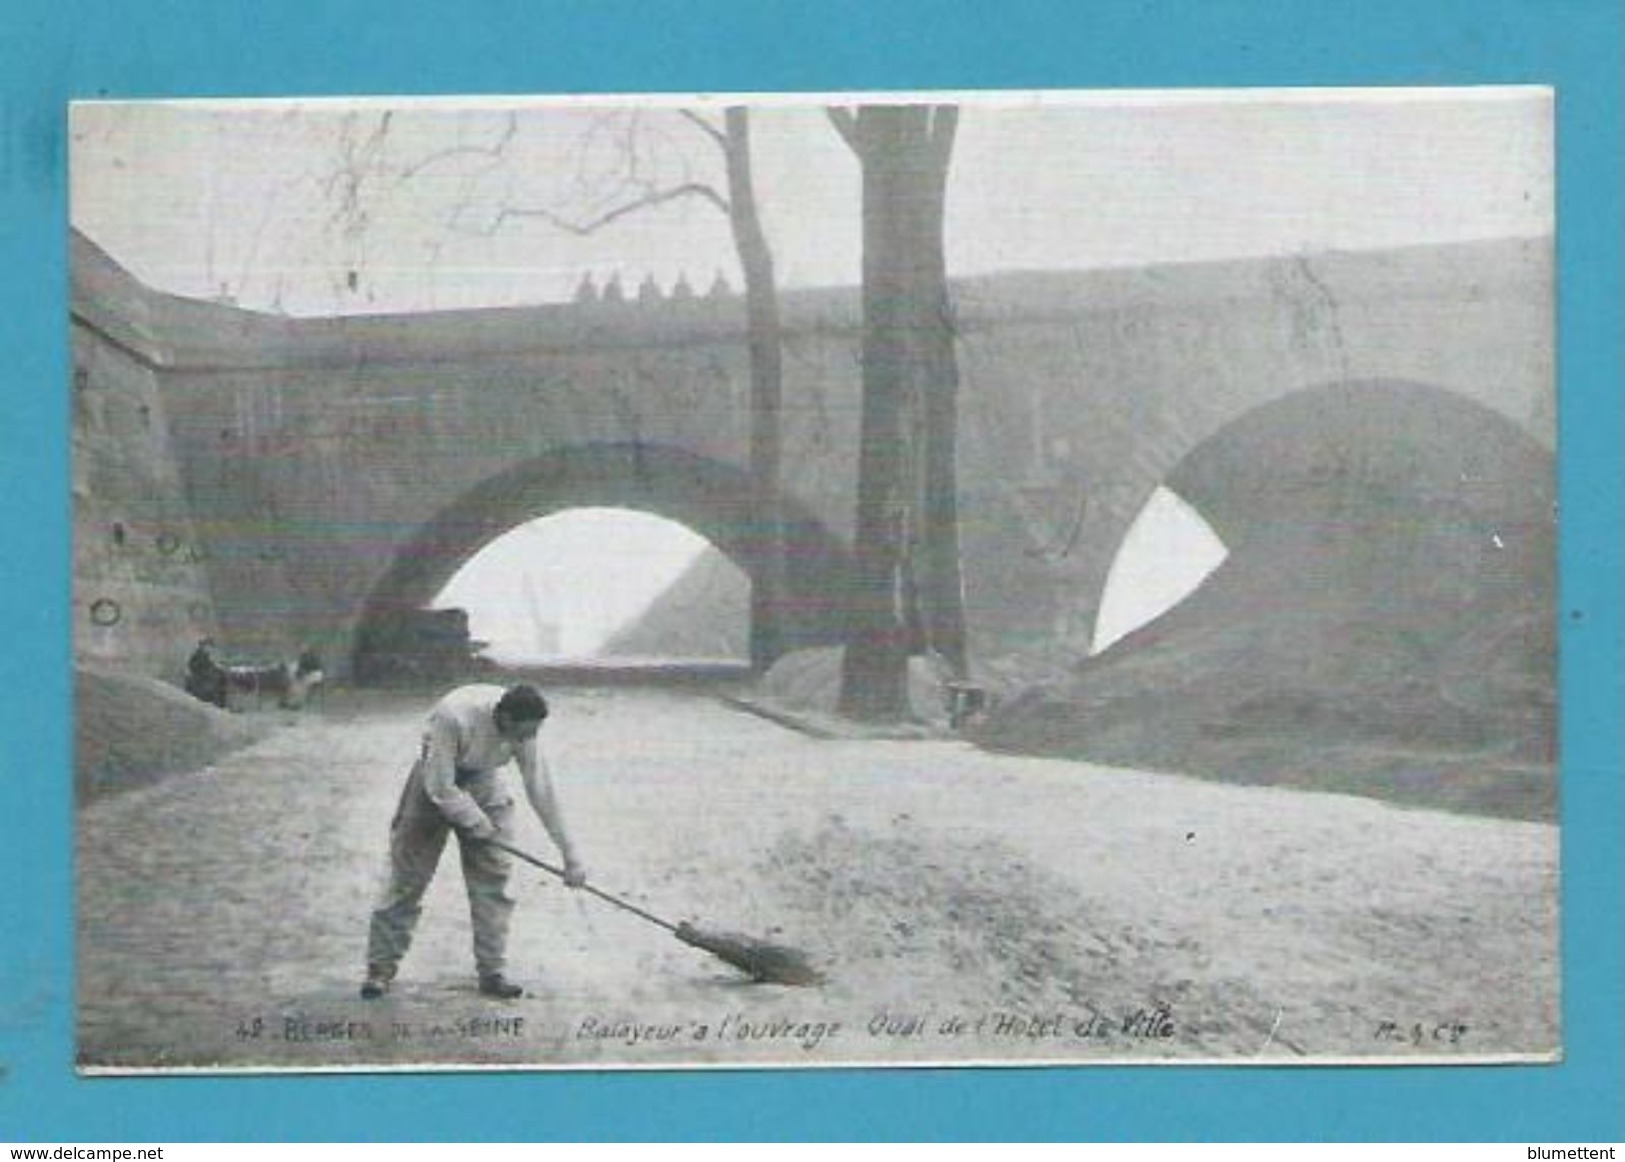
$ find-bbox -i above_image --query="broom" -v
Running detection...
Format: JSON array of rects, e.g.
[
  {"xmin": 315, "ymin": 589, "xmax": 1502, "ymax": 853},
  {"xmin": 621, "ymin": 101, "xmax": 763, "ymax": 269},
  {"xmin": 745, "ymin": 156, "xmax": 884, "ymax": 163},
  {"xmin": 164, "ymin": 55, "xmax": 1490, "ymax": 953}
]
[{"xmin": 490, "ymin": 839, "xmax": 825, "ymax": 987}]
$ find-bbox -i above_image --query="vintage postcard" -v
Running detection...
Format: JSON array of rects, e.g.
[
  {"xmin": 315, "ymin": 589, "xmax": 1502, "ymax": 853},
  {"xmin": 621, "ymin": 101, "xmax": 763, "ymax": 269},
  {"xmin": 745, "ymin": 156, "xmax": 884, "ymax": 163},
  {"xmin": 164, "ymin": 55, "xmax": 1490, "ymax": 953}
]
[{"xmin": 69, "ymin": 88, "xmax": 1556, "ymax": 1073}]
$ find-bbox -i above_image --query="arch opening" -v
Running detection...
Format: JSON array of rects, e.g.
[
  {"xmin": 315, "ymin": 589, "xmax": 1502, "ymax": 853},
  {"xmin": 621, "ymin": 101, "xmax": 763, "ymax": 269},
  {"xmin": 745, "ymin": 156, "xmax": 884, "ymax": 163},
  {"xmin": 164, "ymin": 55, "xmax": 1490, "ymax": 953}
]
[
  {"xmin": 351, "ymin": 443, "xmax": 851, "ymax": 683},
  {"xmin": 431, "ymin": 506, "xmax": 749, "ymax": 666},
  {"xmin": 1092, "ymin": 486, "xmax": 1229, "ymax": 655}
]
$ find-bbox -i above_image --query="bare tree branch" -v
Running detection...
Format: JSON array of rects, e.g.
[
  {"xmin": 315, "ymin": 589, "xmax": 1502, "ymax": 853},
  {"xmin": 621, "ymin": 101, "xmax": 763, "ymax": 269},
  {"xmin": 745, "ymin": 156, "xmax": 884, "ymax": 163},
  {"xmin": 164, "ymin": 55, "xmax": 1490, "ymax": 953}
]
[
  {"xmin": 561, "ymin": 111, "xmax": 720, "ymax": 221},
  {"xmin": 320, "ymin": 110, "xmax": 394, "ymax": 221},
  {"xmin": 399, "ymin": 113, "xmax": 519, "ymax": 179},
  {"xmin": 415, "ymin": 109, "xmax": 737, "ymax": 240},
  {"xmin": 679, "ymin": 108, "xmax": 728, "ymax": 149},
  {"xmin": 317, "ymin": 110, "xmax": 397, "ymax": 305},
  {"xmin": 482, "ymin": 180, "xmax": 730, "ymax": 237}
]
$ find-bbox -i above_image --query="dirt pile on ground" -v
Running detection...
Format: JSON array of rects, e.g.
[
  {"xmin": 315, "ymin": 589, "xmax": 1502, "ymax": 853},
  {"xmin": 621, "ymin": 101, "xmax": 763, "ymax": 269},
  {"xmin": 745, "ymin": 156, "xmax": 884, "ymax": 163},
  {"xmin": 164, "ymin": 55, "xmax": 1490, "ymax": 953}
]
[
  {"xmin": 754, "ymin": 646, "xmax": 962, "ymax": 737},
  {"xmin": 973, "ymin": 379, "xmax": 1558, "ymax": 821},
  {"xmin": 975, "ymin": 553, "xmax": 1557, "ymax": 822},
  {"xmin": 601, "ymin": 545, "xmax": 748, "ymax": 662},
  {"xmin": 75, "ymin": 666, "xmax": 270, "ymax": 803}
]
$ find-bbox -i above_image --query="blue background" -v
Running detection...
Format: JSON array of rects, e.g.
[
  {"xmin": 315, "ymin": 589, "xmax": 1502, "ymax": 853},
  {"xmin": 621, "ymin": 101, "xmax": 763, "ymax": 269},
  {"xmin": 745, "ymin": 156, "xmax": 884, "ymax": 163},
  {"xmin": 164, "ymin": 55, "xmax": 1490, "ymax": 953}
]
[{"xmin": 1, "ymin": 0, "xmax": 1619, "ymax": 1143}]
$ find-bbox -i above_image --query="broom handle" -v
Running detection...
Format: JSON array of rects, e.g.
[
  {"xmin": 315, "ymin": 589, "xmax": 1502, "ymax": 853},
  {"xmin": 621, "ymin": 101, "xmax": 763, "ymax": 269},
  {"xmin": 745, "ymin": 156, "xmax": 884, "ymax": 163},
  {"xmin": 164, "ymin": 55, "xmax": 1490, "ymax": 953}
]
[{"xmin": 488, "ymin": 838, "xmax": 681, "ymax": 936}]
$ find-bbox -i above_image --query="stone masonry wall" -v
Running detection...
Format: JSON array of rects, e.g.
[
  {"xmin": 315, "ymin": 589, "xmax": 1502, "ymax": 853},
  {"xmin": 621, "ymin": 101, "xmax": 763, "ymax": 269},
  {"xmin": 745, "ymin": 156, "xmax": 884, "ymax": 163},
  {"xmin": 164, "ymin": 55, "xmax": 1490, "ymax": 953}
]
[
  {"xmin": 71, "ymin": 317, "xmax": 218, "ymax": 683},
  {"xmin": 69, "ymin": 228, "xmax": 1552, "ymax": 680}
]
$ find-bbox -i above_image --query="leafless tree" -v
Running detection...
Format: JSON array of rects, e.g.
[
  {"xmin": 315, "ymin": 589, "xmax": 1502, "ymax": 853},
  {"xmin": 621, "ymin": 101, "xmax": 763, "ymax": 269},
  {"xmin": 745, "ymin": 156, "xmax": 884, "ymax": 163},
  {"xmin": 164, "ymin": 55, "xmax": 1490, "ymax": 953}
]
[
  {"xmin": 368, "ymin": 107, "xmax": 790, "ymax": 669},
  {"xmin": 827, "ymin": 104, "xmax": 966, "ymax": 721}
]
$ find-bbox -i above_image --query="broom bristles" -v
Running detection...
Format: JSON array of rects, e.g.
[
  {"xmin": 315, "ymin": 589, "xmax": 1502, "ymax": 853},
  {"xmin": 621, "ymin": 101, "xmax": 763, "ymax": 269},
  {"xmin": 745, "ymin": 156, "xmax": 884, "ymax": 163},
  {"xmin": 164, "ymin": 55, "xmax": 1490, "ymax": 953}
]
[{"xmin": 676, "ymin": 922, "xmax": 825, "ymax": 987}]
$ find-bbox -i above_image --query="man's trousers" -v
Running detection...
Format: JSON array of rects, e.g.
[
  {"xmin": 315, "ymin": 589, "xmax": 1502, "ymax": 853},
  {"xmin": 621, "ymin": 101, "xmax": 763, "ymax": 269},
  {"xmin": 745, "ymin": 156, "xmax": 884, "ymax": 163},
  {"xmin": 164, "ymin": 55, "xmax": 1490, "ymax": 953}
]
[{"xmin": 364, "ymin": 762, "xmax": 517, "ymax": 980}]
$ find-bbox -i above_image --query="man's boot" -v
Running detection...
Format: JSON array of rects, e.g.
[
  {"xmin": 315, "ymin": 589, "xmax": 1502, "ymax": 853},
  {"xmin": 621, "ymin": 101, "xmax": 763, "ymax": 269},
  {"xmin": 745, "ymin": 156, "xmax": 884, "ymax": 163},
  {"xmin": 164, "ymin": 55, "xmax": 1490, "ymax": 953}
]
[
  {"xmin": 478, "ymin": 974, "xmax": 523, "ymax": 999},
  {"xmin": 360, "ymin": 965, "xmax": 394, "ymax": 1000}
]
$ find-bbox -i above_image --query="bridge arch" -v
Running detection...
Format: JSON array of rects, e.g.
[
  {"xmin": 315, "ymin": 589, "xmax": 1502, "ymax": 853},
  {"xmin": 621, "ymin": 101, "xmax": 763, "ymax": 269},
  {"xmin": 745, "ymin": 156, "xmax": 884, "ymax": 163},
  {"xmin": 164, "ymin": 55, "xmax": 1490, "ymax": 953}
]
[
  {"xmin": 352, "ymin": 442, "xmax": 852, "ymax": 679},
  {"xmin": 1093, "ymin": 377, "xmax": 1555, "ymax": 659}
]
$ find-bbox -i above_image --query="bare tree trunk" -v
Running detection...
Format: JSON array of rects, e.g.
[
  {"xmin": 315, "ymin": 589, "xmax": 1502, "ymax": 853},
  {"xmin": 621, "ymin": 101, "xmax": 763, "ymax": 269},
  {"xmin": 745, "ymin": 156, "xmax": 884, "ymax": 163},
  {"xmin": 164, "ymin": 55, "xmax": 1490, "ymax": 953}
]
[
  {"xmin": 833, "ymin": 107, "xmax": 913, "ymax": 720},
  {"xmin": 723, "ymin": 108, "xmax": 787, "ymax": 671},
  {"xmin": 915, "ymin": 107, "xmax": 967, "ymax": 679},
  {"xmin": 433, "ymin": 108, "xmax": 790, "ymax": 671},
  {"xmin": 830, "ymin": 105, "xmax": 964, "ymax": 719}
]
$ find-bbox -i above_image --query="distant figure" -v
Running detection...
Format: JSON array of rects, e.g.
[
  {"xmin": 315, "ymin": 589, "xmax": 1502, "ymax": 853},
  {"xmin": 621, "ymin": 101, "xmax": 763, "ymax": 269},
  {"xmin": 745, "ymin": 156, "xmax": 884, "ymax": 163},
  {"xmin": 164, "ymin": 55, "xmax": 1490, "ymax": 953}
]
[
  {"xmin": 184, "ymin": 637, "xmax": 228, "ymax": 708},
  {"xmin": 279, "ymin": 648, "xmax": 326, "ymax": 709},
  {"xmin": 187, "ymin": 640, "xmax": 325, "ymax": 711},
  {"xmin": 360, "ymin": 683, "xmax": 586, "ymax": 1001}
]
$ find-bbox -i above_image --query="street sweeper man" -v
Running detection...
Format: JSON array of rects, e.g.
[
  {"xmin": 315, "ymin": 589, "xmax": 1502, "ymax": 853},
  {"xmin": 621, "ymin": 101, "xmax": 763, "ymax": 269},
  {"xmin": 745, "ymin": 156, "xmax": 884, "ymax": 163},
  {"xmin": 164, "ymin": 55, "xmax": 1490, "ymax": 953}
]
[{"xmin": 361, "ymin": 683, "xmax": 586, "ymax": 1000}]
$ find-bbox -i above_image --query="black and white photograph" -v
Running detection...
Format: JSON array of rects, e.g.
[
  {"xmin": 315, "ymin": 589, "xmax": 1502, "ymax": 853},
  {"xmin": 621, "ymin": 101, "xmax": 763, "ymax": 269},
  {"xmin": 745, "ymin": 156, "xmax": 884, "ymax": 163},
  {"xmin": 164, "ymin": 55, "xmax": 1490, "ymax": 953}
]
[{"xmin": 68, "ymin": 89, "xmax": 1557, "ymax": 1073}]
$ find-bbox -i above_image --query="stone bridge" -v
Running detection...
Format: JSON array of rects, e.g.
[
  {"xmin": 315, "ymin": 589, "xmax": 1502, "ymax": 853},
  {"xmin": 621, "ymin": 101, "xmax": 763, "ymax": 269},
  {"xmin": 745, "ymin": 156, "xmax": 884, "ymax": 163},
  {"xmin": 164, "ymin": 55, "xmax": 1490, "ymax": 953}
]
[{"xmin": 70, "ymin": 230, "xmax": 1552, "ymax": 680}]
